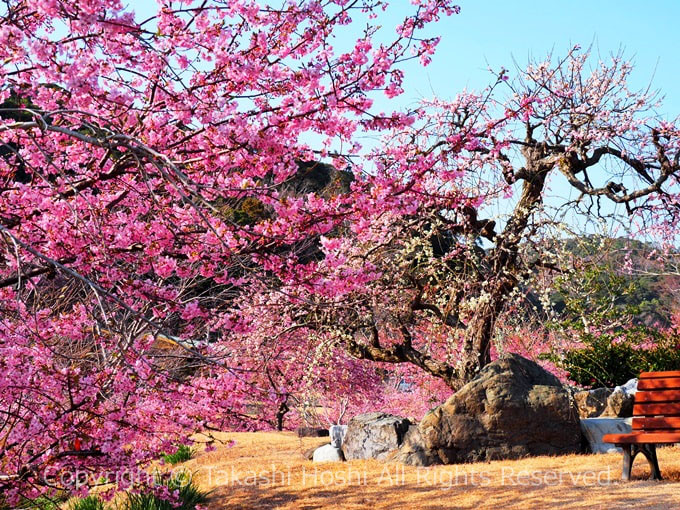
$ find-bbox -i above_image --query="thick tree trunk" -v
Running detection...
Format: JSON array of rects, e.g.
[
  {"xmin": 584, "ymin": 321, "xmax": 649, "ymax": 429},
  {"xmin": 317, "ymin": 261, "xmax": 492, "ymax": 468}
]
[
  {"xmin": 459, "ymin": 279, "xmax": 515, "ymax": 381},
  {"xmin": 460, "ymin": 302, "xmax": 495, "ymax": 381},
  {"xmin": 459, "ymin": 159, "xmax": 551, "ymax": 380}
]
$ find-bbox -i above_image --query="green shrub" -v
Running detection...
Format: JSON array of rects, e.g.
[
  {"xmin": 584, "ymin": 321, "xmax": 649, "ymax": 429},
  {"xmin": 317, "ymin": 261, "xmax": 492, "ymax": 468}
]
[
  {"xmin": 122, "ymin": 473, "xmax": 208, "ymax": 510},
  {"xmin": 68, "ymin": 495, "xmax": 106, "ymax": 510},
  {"xmin": 544, "ymin": 326, "xmax": 680, "ymax": 388},
  {"xmin": 161, "ymin": 444, "xmax": 194, "ymax": 465},
  {"xmin": 546, "ymin": 256, "xmax": 680, "ymax": 388}
]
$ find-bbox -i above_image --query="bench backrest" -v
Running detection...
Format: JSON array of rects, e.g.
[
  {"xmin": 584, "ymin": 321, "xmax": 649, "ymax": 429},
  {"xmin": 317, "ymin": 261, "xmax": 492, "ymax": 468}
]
[{"xmin": 632, "ymin": 371, "xmax": 680, "ymax": 433}]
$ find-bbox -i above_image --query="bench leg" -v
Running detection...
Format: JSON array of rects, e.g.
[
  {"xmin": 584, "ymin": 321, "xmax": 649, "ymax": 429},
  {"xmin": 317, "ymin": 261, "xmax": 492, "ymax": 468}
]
[
  {"xmin": 638, "ymin": 444, "xmax": 662, "ymax": 481},
  {"xmin": 620, "ymin": 444, "xmax": 663, "ymax": 481},
  {"xmin": 621, "ymin": 444, "xmax": 634, "ymax": 481}
]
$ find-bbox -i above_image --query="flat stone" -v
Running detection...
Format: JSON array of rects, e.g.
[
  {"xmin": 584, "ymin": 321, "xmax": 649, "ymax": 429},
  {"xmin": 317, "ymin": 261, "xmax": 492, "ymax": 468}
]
[
  {"xmin": 312, "ymin": 444, "xmax": 344, "ymax": 462},
  {"xmin": 580, "ymin": 417, "xmax": 632, "ymax": 453}
]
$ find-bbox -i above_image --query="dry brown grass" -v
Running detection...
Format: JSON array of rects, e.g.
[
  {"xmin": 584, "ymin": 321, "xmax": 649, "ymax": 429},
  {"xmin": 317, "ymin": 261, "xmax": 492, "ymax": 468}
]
[{"xmin": 179, "ymin": 432, "xmax": 680, "ymax": 510}]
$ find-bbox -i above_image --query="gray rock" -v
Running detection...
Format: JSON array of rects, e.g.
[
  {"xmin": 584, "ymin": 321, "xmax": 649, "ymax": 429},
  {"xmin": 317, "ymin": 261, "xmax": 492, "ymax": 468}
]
[
  {"xmin": 403, "ymin": 354, "xmax": 581, "ymax": 465},
  {"xmin": 580, "ymin": 417, "xmax": 632, "ymax": 454},
  {"xmin": 602, "ymin": 378, "xmax": 637, "ymax": 418},
  {"xmin": 603, "ymin": 391, "xmax": 634, "ymax": 417},
  {"xmin": 329, "ymin": 425, "xmax": 347, "ymax": 448},
  {"xmin": 341, "ymin": 412, "xmax": 410, "ymax": 461},
  {"xmin": 573, "ymin": 387, "xmax": 613, "ymax": 418},
  {"xmin": 312, "ymin": 444, "xmax": 344, "ymax": 462},
  {"xmin": 614, "ymin": 378, "xmax": 637, "ymax": 395}
]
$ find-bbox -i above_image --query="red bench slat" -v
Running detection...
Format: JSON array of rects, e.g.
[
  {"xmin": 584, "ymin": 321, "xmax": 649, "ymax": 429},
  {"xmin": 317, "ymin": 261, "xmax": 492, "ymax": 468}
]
[
  {"xmin": 640, "ymin": 371, "xmax": 680, "ymax": 379},
  {"xmin": 633, "ymin": 417, "xmax": 680, "ymax": 430},
  {"xmin": 637, "ymin": 378, "xmax": 680, "ymax": 390},
  {"xmin": 602, "ymin": 432, "xmax": 680, "ymax": 444},
  {"xmin": 634, "ymin": 390, "xmax": 680, "ymax": 403},
  {"xmin": 633, "ymin": 402, "xmax": 680, "ymax": 416}
]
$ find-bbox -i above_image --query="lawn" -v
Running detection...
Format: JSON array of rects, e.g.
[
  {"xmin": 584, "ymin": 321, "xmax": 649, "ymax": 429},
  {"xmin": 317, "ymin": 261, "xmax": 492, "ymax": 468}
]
[{"xmin": 180, "ymin": 432, "xmax": 680, "ymax": 509}]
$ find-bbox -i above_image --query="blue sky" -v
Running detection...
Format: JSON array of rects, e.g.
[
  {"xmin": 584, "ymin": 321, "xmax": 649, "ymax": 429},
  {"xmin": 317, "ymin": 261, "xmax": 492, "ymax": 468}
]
[
  {"xmin": 369, "ymin": 1, "xmax": 680, "ymax": 238},
  {"xmin": 128, "ymin": 1, "xmax": 680, "ymax": 117},
  {"xmin": 94, "ymin": 1, "xmax": 677, "ymax": 240},
  {"xmin": 391, "ymin": 0, "xmax": 680, "ymax": 117}
]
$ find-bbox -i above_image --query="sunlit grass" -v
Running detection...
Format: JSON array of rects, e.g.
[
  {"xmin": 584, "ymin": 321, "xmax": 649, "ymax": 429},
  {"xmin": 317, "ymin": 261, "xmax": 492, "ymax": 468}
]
[{"xmin": 182, "ymin": 431, "xmax": 680, "ymax": 510}]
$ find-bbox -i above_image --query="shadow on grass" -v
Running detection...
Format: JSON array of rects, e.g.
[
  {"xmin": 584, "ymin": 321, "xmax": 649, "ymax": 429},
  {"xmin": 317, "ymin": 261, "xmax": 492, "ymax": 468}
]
[
  {"xmin": 204, "ymin": 467, "xmax": 680, "ymax": 510},
  {"xmin": 190, "ymin": 433, "xmax": 680, "ymax": 510}
]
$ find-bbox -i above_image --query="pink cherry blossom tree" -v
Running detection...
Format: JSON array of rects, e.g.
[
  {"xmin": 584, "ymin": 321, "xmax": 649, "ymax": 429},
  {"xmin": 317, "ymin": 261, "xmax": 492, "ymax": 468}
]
[
  {"xmin": 2, "ymin": 0, "xmax": 680, "ymax": 504},
  {"xmin": 0, "ymin": 0, "xmax": 459, "ymax": 503}
]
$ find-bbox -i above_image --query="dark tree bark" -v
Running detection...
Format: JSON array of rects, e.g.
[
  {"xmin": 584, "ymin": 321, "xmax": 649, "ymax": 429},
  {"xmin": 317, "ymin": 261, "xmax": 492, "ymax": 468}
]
[{"xmin": 276, "ymin": 399, "xmax": 289, "ymax": 431}]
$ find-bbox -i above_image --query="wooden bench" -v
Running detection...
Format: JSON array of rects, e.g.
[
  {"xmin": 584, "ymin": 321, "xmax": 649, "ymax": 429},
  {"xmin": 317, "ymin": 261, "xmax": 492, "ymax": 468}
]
[{"xmin": 603, "ymin": 370, "xmax": 680, "ymax": 480}]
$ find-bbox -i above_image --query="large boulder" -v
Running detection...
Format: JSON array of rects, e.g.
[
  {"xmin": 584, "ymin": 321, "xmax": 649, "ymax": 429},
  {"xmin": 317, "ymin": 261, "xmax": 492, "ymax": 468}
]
[
  {"xmin": 402, "ymin": 354, "xmax": 581, "ymax": 465},
  {"xmin": 341, "ymin": 412, "xmax": 411, "ymax": 461},
  {"xmin": 389, "ymin": 424, "xmax": 440, "ymax": 466},
  {"xmin": 573, "ymin": 387, "xmax": 613, "ymax": 418}
]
